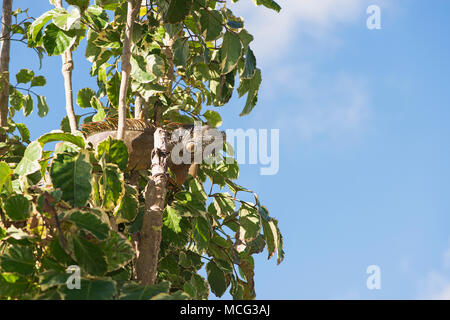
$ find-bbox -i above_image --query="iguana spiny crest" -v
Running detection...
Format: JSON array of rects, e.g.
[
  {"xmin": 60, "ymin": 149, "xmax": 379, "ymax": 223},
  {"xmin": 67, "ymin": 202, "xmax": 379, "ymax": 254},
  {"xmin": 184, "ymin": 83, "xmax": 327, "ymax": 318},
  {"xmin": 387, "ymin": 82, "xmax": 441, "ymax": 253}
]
[{"xmin": 81, "ymin": 118, "xmax": 225, "ymax": 186}]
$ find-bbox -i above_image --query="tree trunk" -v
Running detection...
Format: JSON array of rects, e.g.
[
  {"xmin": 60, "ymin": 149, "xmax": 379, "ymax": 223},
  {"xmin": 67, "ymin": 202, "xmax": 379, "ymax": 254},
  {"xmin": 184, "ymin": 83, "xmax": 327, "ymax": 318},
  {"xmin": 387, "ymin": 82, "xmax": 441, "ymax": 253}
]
[
  {"xmin": 0, "ymin": 0, "xmax": 12, "ymax": 142},
  {"xmin": 117, "ymin": 0, "xmax": 140, "ymax": 140},
  {"xmin": 54, "ymin": 0, "xmax": 77, "ymax": 133},
  {"xmin": 135, "ymin": 127, "xmax": 169, "ymax": 285}
]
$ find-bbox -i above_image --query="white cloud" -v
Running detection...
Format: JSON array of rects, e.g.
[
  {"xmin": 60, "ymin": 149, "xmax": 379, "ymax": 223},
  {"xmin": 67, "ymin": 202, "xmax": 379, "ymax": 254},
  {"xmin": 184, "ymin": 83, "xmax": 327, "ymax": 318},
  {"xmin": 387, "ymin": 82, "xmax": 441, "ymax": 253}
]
[
  {"xmin": 419, "ymin": 244, "xmax": 450, "ymax": 300},
  {"xmin": 230, "ymin": 0, "xmax": 370, "ymax": 62}
]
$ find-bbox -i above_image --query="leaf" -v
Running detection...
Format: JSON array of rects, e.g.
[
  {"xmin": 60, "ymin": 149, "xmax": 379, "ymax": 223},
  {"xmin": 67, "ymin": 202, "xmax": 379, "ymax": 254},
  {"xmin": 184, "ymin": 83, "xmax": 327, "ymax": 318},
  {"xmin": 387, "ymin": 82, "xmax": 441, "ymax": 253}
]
[
  {"xmin": 106, "ymin": 72, "xmax": 120, "ymax": 107},
  {"xmin": 28, "ymin": 9, "xmax": 62, "ymax": 42},
  {"xmin": 0, "ymin": 246, "xmax": 35, "ymax": 275},
  {"xmin": 100, "ymin": 163, "xmax": 124, "ymax": 210},
  {"xmin": 193, "ymin": 217, "xmax": 211, "ymax": 251},
  {"xmin": 66, "ymin": 0, "xmax": 90, "ymax": 12},
  {"xmin": 77, "ymin": 88, "xmax": 96, "ymax": 108},
  {"xmin": 38, "ymin": 132, "xmax": 85, "ymax": 149},
  {"xmin": 37, "ymin": 95, "xmax": 49, "ymax": 117},
  {"xmin": 96, "ymin": 137, "xmax": 129, "ymax": 171},
  {"xmin": 59, "ymin": 278, "xmax": 116, "ymax": 300},
  {"xmin": 203, "ymin": 110, "xmax": 222, "ymax": 128},
  {"xmin": 220, "ymin": 31, "xmax": 242, "ymax": 74},
  {"xmin": 206, "ymin": 261, "xmax": 227, "ymax": 297},
  {"xmin": 14, "ymin": 141, "xmax": 43, "ymax": 176},
  {"xmin": 239, "ymin": 205, "xmax": 261, "ymax": 242},
  {"xmin": 173, "ymin": 38, "xmax": 190, "ymax": 67},
  {"xmin": 15, "ymin": 123, "xmax": 30, "ymax": 142},
  {"xmin": 130, "ymin": 54, "xmax": 157, "ymax": 83},
  {"xmin": 119, "ymin": 281, "xmax": 170, "ymax": 300},
  {"xmin": 198, "ymin": 9, "xmax": 223, "ymax": 41},
  {"xmin": 0, "ymin": 273, "xmax": 29, "ymax": 297},
  {"xmin": 50, "ymin": 151, "xmax": 92, "ymax": 207},
  {"xmin": 213, "ymin": 193, "xmax": 235, "ymax": 217},
  {"xmin": 72, "ymin": 235, "xmax": 107, "ymax": 276},
  {"xmin": 100, "ymin": 231, "xmax": 134, "ymax": 272},
  {"xmin": 30, "ymin": 75, "xmax": 46, "ymax": 87},
  {"xmin": 238, "ymin": 68, "xmax": 262, "ymax": 116},
  {"xmin": 0, "ymin": 162, "xmax": 11, "ymax": 192},
  {"xmin": 241, "ymin": 48, "xmax": 256, "ymax": 79},
  {"xmin": 114, "ymin": 184, "xmax": 138, "ymax": 223},
  {"xmin": 43, "ymin": 23, "xmax": 78, "ymax": 56},
  {"xmin": 53, "ymin": 8, "xmax": 81, "ymax": 31},
  {"xmin": 22, "ymin": 94, "xmax": 33, "ymax": 116},
  {"xmin": 16, "ymin": 69, "xmax": 34, "ymax": 84},
  {"xmin": 92, "ymin": 97, "xmax": 106, "ymax": 121},
  {"xmin": 4, "ymin": 194, "xmax": 30, "ymax": 221},
  {"xmin": 252, "ymin": 0, "xmax": 282, "ymax": 12},
  {"xmin": 163, "ymin": 205, "xmax": 182, "ymax": 233},
  {"xmin": 165, "ymin": 0, "xmax": 193, "ymax": 24},
  {"xmin": 64, "ymin": 210, "xmax": 110, "ymax": 240}
]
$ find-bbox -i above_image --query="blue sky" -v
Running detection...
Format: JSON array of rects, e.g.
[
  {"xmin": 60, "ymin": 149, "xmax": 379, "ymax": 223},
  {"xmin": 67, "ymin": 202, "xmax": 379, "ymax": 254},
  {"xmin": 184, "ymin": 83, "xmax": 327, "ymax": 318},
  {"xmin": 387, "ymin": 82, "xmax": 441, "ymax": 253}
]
[{"xmin": 10, "ymin": 1, "xmax": 450, "ymax": 299}]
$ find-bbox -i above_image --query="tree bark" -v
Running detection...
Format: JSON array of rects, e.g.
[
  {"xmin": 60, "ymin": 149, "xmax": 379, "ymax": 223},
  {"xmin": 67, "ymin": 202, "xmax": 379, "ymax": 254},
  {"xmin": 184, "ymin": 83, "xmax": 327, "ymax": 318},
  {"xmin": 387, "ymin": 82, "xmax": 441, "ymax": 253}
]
[
  {"xmin": 117, "ymin": 0, "xmax": 140, "ymax": 140},
  {"xmin": 0, "ymin": 0, "xmax": 12, "ymax": 142},
  {"xmin": 54, "ymin": 0, "xmax": 77, "ymax": 133},
  {"xmin": 135, "ymin": 127, "xmax": 169, "ymax": 285},
  {"xmin": 135, "ymin": 26, "xmax": 179, "ymax": 286}
]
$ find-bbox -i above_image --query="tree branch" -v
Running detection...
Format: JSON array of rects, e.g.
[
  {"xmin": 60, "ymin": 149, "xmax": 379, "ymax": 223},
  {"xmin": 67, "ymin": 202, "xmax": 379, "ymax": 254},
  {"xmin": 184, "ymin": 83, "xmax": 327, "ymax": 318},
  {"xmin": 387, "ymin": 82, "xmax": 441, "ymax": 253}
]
[
  {"xmin": 117, "ymin": 0, "xmax": 140, "ymax": 140},
  {"xmin": 54, "ymin": 0, "xmax": 78, "ymax": 133},
  {"xmin": 0, "ymin": 0, "xmax": 12, "ymax": 142}
]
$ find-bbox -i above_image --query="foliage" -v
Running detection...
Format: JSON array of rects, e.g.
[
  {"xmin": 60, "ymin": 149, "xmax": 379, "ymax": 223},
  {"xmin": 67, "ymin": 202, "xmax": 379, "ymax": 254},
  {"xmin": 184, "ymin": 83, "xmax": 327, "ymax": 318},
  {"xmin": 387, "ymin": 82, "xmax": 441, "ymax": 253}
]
[{"xmin": 0, "ymin": 0, "xmax": 284, "ymax": 300}]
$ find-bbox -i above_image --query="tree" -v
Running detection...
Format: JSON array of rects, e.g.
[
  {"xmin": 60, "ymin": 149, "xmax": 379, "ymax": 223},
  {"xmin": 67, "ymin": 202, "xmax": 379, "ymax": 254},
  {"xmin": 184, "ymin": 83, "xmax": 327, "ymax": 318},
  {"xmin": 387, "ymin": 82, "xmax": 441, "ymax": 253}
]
[{"xmin": 0, "ymin": 0, "xmax": 284, "ymax": 300}]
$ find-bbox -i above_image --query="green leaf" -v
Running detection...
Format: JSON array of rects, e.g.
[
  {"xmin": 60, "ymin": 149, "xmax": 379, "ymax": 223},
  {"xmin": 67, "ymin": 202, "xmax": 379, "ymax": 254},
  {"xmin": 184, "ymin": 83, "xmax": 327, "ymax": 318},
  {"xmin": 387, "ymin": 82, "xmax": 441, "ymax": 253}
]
[
  {"xmin": 30, "ymin": 75, "xmax": 46, "ymax": 87},
  {"xmin": 72, "ymin": 235, "xmax": 107, "ymax": 275},
  {"xmin": 96, "ymin": 137, "xmax": 129, "ymax": 171},
  {"xmin": 0, "ymin": 246, "xmax": 35, "ymax": 275},
  {"xmin": 22, "ymin": 94, "xmax": 33, "ymax": 116},
  {"xmin": 66, "ymin": 0, "xmax": 90, "ymax": 12},
  {"xmin": 114, "ymin": 184, "xmax": 139, "ymax": 223},
  {"xmin": 220, "ymin": 31, "xmax": 242, "ymax": 74},
  {"xmin": 37, "ymin": 95, "xmax": 49, "ymax": 117},
  {"xmin": 130, "ymin": 54, "xmax": 157, "ymax": 83},
  {"xmin": 16, "ymin": 69, "xmax": 34, "ymax": 84},
  {"xmin": 163, "ymin": 205, "xmax": 182, "ymax": 233},
  {"xmin": 77, "ymin": 88, "xmax": 96, "ymax": 108},
  {"xmin": 101, "ymin": 231, "xmax": 134, "ymax": 272},
  {"xmin": 193, "ymin": 217, "xmax": 211, "ymax": 251},
  {"xmin": 0, "ymin": 162, "xmax": 11, "ymax": 192},
  {"xmin": 59, "ymin": 278, "xmax": 116, "ymax": 299},
  {"xmin": 238, "ymin": 68, "xmax": 262, "ymax": 116},
  {"xmin": 173, "ymin": 38, "xmax": 190, "ymax": 67},
  {"xmin": 28, "ymin": 9, "xmax": 62, "ymax": 42},
  {"xmin": 239, "ymin": 205, "xmax": 261, "ymax": 242},
  {"xmin": 92, "ymin": 97, "xmax": 106, "ymax": 121},
  {"xmin": 107, "ymin": 72, "xmax": 120, "ymax": 107},
  {"xmin": 119, "ymin": 282, "xmax": 170, "ymax": 300},
  {"xmin": 43, "ymin": 23, "xmax": 78, "ymax": 56},
  {"xmin": 15, "ymin": 123, "xmax": 30, "ymax": 142},
  {"xmin": 203, "ymin": 110, "xmax": 222, "ymax": 128},
  {"xmin": 50, "ymin": 151, "xmax": 92, "ymax": 207},
  {"xmin": 0, "ymin": 273, "xmax": 29, "ymax": 297},
  {"xmin": 199, "ymin": 9, "xmax": 223, "ymax": 41},
  {"xmin": 38, "ymin": 132, "xmax": 85, "ymax": 149},
  {"xmin": 206, "ymin": 261, "xmax": 227, "ymax": 297},
  {"xmin": 4, "ymin": 194, "xmax": 30, "ymax": 221},
  {"xmin": 14, "ymin": 141, "xmax": 43, "ymax": 176},
  {"xmin": 53, "ymin": 8, "xmax": 81, "ymax": 31},
  {"xmin": 165, "ymin": 0, "xmax": 193, "ymax": 24},
  {"xmin": 100, "ymin": 163, "xmax": 124, "ymax": 210},
  {"xmin": 241, "ymin": 48, "xmax": 256, "ymax": 79},
  {"xmin": 213, "ymin": 193, "xmax": 235, "ymax": 217},
  {"xmin": 252, "ymin": 0, "xmax": 282, "ymax": 12},
  {"xmin": 64, "ymin": 210, "xmax": 110, "ymax": 240}
]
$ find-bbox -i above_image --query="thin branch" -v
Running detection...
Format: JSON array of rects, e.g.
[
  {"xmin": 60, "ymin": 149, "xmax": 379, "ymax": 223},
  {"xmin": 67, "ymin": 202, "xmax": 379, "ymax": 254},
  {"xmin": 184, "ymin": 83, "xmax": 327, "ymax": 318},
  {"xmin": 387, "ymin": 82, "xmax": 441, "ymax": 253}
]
[
  {"xmin": 0, "ymin": 0, "xmax": 12, "ymax": 142},
  {"xmin": 54, "ymin": 0, "xmax": 78, "ymax": 133},
  {"xmin": 117, "ymin": 0, "xmax": 140, "ymax": 140}
]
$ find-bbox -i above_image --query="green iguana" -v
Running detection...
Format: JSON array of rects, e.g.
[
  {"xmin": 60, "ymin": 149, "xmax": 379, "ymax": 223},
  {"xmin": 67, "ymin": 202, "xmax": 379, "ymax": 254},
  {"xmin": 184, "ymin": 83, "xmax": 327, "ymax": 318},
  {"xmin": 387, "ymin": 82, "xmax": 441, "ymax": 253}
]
[{"xmin": 81, "ymin": 118, "xmax": 225, "ymax": 186}]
